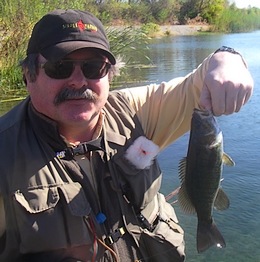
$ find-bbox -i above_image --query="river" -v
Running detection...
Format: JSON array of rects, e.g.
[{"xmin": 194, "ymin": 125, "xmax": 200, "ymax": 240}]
[
  {"xmin": 129, "ymin": 31, "xmax": 260, "ymax": 262},
  {"xmin": 1, "ymin": 31, "xmax": 260, "ymax": 261}
]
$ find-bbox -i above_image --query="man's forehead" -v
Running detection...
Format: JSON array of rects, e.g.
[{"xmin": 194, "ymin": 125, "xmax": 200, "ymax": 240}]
[{"xmin": 47, "ymin": 48, "xmax": 108, "ymax": 61}]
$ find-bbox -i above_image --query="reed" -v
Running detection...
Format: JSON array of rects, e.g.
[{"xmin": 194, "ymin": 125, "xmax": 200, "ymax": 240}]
[
  {"xmin": 213, "ymin": 6, "xmax": 260, "ymax": 33},
  {"xmin": 0, "ymin": 0, "xmax": 149, "ymax": 97}
]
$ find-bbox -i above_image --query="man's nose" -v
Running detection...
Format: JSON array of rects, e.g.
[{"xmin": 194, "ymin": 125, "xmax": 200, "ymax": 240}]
[{"xmin": 67, "ymin": 65, "xmax": 88, "ymax": 87}]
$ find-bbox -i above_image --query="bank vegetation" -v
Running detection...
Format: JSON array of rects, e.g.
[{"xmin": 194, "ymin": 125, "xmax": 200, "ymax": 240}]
[{"xmin": 1, "ymin": 0, "xmax": 260, "ymax": 98}]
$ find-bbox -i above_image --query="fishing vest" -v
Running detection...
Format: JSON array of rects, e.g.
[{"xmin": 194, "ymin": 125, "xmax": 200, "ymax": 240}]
[{"xmin": 0, "ymin": 91, "xmax": 185, "ymax": 262}]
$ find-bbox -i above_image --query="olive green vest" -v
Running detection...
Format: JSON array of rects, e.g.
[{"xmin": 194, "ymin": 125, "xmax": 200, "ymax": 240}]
[{"xmin": 0, "ymin": 91, "xmax": 184, "ymax": 262}]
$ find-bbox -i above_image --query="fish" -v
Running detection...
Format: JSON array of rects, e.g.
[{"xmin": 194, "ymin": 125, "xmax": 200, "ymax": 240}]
[{"xmin": 178, "ymin": 108, "xmax": 235, "ymax": 253}]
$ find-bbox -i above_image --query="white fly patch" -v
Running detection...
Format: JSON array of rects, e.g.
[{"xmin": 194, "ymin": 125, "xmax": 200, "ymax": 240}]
[{"xmin": 125, "ymin": 136, "xmax": 160, "ymax": 169}]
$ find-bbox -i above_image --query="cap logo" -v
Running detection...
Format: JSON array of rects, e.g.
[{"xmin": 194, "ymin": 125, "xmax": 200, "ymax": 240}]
[
  {"xmin": 62, "ymin": 20, "xmax": 98, "ymax": 32},
  {"xmin": 77, "ymin": 20, "xmax": 85, "ymax": 31}
]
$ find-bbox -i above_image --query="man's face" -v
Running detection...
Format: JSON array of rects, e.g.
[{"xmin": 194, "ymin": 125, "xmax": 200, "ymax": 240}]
[{"xmin": 27, "ymin": 49, "xmax": 110, "ymax": 129}]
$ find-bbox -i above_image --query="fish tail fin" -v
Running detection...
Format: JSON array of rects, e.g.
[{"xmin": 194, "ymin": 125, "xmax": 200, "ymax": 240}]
[{"xmin": 197, "ymin": 221, "xmax": 226, "ymax": 253}]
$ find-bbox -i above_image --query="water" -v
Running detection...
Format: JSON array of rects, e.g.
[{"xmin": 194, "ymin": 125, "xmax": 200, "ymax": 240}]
[
  {"xmin": 138, "ymin": 31, "xmax": 260, "ymax": 262},
  {"xmin": 1, "ymin": 31, "xmax": 260, "ymax": 261}
]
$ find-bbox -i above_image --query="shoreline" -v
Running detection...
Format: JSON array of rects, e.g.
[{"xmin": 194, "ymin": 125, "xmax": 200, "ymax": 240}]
[
  {"xmin": 158, "ymin": 24, "xmax": 211, "ymax": 36},
  {"xmin": 109, "ymin": 24, "xmax": 211, "ymax": 38}
]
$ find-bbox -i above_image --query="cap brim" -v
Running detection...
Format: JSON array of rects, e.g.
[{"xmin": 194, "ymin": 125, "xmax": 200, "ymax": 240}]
[{"xmin": 41, "ymin": 41, "xmax": 116, "ymax": 65}]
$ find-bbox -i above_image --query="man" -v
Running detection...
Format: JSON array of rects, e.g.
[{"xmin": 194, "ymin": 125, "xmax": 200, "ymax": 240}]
[{"xmin": 0, "ymin": 9, "xmax": 253, "ymax": 262}]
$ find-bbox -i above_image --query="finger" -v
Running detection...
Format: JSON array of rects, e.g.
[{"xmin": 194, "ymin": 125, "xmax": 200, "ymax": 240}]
[
  {"xmin": 224, "ymin": 86, "xmax": 239, "ymax": 114},
  {"xmin": 234, "ymin": 89, "xmax": 247, "ymax": 113},
  {"xmin": 199, "ymin": 84, "xmax": 212, "ymax": 111},
  {"xmin": 244, "ymin": 87, "xmax": 253, "ymax": 105},
  {"xmin": 234, "ymin": 87, "xmax": 252, "ymax": 112},
  {"xmin": 211, "ymin": 86, "xmax": 226, "ymax": 116}
]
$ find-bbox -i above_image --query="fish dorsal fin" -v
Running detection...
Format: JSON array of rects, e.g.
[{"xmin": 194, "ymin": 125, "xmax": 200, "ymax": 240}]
[
  {"xmin": 222, "ymin": 152, "xmax": 235, "ymax": 166},
  {"xmin": 178, "ymin": 157, "xmax": 186, "ymax": 183},
  {"xmin": 214, "ymin": 188, "xmax": 230, "ymax": 211},
  {"xmin": 178, "ymin": 158, "xmax": 196, "ymax": 214}
]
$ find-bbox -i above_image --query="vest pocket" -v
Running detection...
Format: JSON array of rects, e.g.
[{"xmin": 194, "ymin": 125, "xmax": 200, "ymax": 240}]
[
  {"xmin": 112, "ymin": 146, "xmax": 162, "ymax": 210},
  {"xmin": 138, "ymin": 193, "xmax": 185, "ymax": 261},
  {"xmin": 13, "ymin": 182, "xmax": 92, "ymax": 253}
]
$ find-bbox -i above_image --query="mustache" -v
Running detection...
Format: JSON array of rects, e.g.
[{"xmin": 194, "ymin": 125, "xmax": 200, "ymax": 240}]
[{"xmin": 54, "ymin": 86, "xmax": 98, "ymax": 106}]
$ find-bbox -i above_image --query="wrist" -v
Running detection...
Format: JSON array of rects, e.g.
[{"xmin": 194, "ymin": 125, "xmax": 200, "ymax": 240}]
[
  {"xmin": 213, "ymin": 46, "xmax": 247, "ymax": 68},
  {"xmin": 214, "ymin": 46, "xmax": 241, "ymax": 55}
]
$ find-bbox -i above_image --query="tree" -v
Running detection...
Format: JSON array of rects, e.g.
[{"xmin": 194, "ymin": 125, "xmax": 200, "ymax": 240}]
[
  {"xmin": 179, "ymin": 0, "xmax": 228, "ymax": 24},
  {"xmin": 199, "ymin": 0, "xmax": 228, "ymax": 23}
]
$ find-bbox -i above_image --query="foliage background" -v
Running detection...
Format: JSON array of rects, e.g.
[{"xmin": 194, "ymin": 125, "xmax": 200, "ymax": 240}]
[{"xmin": 0, "ymin": 0, "xmax": 260, "ymax": 98}]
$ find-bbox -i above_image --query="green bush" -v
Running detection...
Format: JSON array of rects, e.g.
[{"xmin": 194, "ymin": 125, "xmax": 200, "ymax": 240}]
[
  {"xmin": 141, "ymin": 22, "xmax": 160, "ymax": 36},
  {"xmin": 124, "ymin": 2, "xmax": 153, "ymax": 24}
]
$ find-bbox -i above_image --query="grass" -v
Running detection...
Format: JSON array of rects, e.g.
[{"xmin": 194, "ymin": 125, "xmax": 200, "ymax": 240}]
[{"xmin": 0, "ymin": 0, "xmax": 150, "ymax": 100}]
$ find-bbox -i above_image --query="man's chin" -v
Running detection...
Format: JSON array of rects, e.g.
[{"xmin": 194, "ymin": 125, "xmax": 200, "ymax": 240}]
[{"xmin": 64, "ymin": 109, "xmax": 99, "ymax": 123}]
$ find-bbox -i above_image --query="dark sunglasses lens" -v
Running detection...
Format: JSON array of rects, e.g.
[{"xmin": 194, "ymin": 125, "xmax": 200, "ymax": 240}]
[
  {"xmin": 82, "ymin": 61, "xmax": 111, "ymax": 79},
  {"xmin": 44, "ymin": 61, "xmax": 74, "ymax": 79}
]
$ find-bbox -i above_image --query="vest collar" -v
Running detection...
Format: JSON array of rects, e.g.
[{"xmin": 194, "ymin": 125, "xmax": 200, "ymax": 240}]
[{"xmin": 28, "ymin": 103, "xmax": 104, "ymax": 160}]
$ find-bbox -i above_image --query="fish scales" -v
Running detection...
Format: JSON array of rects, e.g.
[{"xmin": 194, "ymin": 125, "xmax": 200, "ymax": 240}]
[{"xmin": 178, "ymin": 108, "xmax": 234, "ymax": 253}]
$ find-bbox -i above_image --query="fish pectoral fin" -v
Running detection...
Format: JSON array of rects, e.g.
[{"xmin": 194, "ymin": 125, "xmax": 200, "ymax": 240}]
[
  {"xmin": 178, "ymin": 184, "xmax": 196, "ymax": 214},
  {"xmin": 214, "ymin": 188, "xmax": 230, "ymax": 211},
  {"xmin": 222, "ymin": 152, "xmax": 235, "ymax": 166}
]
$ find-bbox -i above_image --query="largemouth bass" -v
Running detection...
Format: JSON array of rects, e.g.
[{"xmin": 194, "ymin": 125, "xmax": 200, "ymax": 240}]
[{"xmin": 178, "ymin": 108, "xmax": 235, "ymax": 253}]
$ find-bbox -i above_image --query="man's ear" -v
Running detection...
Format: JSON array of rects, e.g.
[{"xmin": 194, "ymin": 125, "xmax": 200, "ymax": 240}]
[
  {"xmin": 22, "ymin": 73, "xmax": 27, "ymax": 85},
  {"xmin": 23, "ymin": 67, "xmax": 37, "ymax": 84}
]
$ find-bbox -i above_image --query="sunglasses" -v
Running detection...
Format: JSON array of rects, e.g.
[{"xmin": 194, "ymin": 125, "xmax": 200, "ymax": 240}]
[{"xmin": 39, "ymin": 60, "xmax": 111, "ymax": 80}]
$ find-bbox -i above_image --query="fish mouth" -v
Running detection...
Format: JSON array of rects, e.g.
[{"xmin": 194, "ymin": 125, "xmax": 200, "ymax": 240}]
[
  {"xmin": 193, "ymin": 108, "xmax": 214, "ymax": 123},
  {"xmin": 192, "ymin": 108, "xmax": 220, "ymax": 136},
  {"xmin": 193, "ymin": 108, "xmax": 212, "ymax": 118}
]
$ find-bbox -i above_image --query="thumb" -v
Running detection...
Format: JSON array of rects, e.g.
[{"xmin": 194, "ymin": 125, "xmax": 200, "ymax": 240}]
[{"xmin": 199, "ymin": 84, "xmax": 212, "ymax": 111}]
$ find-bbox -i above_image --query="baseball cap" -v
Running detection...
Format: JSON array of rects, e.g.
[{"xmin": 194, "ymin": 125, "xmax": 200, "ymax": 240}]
[{"xmin": 26, "ymin": 9, "xmax": 116, "ymax": 65}]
